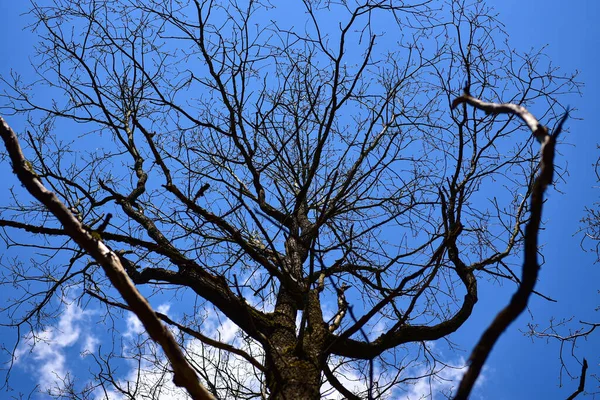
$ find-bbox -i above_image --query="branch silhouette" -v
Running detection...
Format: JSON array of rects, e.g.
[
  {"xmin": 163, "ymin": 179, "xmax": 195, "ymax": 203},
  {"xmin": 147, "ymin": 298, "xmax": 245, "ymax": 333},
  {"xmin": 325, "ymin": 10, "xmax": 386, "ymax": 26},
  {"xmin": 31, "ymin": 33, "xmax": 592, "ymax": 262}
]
[
  {"xmin": 451, "ymin": 91, "xmax": 569, "ymax": 400},
  {"xmin": 0, "ymin": 116, "xmax": 215, "ymax": 400}
]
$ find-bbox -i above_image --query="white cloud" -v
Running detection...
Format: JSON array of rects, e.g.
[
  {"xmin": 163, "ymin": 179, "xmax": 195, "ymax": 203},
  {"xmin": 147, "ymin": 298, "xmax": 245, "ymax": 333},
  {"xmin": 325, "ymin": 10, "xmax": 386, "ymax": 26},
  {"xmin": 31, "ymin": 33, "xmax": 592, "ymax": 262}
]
[
  {"xmin": 81, "ymin": 335, "xmax": 100, "ymax": 356},
  {"xmin": 13, "ymin": 298, "xmax": 486, "ymax": 400},
  {"xmin": 402, "ymin": 363, "xmax": 466, "ymax": 399},
  {"xmin": 95, "ymin": 309, "xmax": 486, "ymax": 400},
  {"xmin": 14, "ymin": 301, "xmax": 96, "ymax": 393},
  {"xmin": 322, "ymin": 341, "xmax": 488, "ymax": 400},
  {"xmin": 157, "ymin": 303, "xmax": 171, "ymax": 315},
  {"xmin": 88, "ymin": 305, "xmax": 262, "ymax": 400},
  {"xmin": 399, "ymin": 358, "xmax": 487, "ymax": 400},
  {"xmin": 322, "ymin": 362, "xmax": 368, "ymax": 399},
  {"xmin": 116, "ymin": 358, "xmax": 190, "ymax": 400},
  {"xmin": 218, "ymin": 318, "xmax": 239, "ymax": 343},
  {"xmin": 123, "ymin": 311, "xmax": 145, "ymax": 338},
  {"xmin": 122, "ymin": 302, "xmax": 172, "ymax": 339}
]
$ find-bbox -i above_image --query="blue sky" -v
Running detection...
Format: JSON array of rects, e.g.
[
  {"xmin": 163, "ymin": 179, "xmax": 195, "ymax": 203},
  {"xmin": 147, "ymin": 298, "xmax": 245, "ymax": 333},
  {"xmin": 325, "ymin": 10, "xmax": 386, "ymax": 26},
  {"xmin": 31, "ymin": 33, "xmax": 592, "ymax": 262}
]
[{"xmin": 0, "ymin": 1, "xmax": 598, "ymax": 399}]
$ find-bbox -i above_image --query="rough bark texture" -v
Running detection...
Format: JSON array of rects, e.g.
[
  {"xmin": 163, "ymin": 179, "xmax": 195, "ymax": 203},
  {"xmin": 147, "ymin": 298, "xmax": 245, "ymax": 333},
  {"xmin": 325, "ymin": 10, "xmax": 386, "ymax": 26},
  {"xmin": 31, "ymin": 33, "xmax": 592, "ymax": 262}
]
[
  {"xmin": 266, "ymin": 291, "xmax": 326, "ymax": 399},
  {"xmin": 263, "ymin": 232, "xmax": 327, "ymax": 399}
]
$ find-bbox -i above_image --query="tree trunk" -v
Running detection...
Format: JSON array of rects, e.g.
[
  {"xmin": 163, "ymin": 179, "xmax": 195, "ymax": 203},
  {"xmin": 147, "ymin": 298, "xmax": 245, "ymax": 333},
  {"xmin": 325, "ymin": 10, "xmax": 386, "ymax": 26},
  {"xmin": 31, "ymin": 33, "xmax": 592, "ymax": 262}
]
[{"xmin": 265, "ymin": 290, "xmax": 327, "ymax": 400}]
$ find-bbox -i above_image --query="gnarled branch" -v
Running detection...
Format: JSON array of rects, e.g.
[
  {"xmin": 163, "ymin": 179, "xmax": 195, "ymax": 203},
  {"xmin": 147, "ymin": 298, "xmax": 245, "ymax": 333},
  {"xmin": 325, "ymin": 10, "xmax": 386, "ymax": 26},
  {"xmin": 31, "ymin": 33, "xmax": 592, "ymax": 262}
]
[{"xmin": 451, "ymin": 92, "xmax": 569, "ymax": 400}]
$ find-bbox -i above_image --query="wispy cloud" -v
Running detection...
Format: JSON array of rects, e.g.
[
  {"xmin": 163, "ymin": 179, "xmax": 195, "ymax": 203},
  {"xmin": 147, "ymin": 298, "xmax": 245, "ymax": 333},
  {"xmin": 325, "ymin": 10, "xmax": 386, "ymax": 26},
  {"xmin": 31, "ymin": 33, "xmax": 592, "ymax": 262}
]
[
  {"xmin": 321, "ymin": 361, "xmax": 368, "ymax": 399},
  {"xmin": 399, "ymin": 357, "xmax": 487, "ymax": 400},
  {"xmin": 14, "ymin": 299, "xmax": 487, "ymax": 400},
  {"xmin": 323, "ymin": 340, "xmax": 488, "ymax": 400},
  {"xmin": 14, "ymin": 301, "xmax": 96, "ymax": 393},
  {"xmin": 81, "ymin": 335, "xmax": 100, "ymax": 356},
  {"xmin": 97, "ymin": 305, "xmax": 260, "ymax": 399}
]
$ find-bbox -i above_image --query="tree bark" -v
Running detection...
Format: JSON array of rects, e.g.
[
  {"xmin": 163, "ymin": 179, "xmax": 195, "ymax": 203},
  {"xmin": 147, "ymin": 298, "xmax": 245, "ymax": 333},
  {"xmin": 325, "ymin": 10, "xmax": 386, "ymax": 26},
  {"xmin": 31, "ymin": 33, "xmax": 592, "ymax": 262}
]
[{"xmin": 265, "ymin": 288, "xmax": 327, "ymax": 399}]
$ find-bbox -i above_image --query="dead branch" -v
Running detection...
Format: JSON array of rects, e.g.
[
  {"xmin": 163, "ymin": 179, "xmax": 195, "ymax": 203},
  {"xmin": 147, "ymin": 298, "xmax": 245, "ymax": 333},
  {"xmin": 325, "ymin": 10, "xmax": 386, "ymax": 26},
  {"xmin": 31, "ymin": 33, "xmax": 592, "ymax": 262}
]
[{"xmin": 329, "ymin": 283, "xmax": 350, "ymax": 332}]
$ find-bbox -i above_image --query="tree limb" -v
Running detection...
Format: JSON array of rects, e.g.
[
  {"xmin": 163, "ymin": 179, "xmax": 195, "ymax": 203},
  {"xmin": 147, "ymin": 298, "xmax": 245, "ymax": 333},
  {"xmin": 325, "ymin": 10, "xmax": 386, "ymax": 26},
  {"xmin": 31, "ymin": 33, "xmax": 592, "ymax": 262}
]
[
  {"xmin": 323, "ymin": 363, "xmax": 361, "ymax": 400},
  {"xmin": 566, "ymin": 359, "xmax": 588, "ymax": 400},
  {"xmin": 451, "ymin": 92, "xmax": 568, "ymax": 400},
  {"xmin": 0, "ymin": 116, "xmax": 215, "ymax": 400}
]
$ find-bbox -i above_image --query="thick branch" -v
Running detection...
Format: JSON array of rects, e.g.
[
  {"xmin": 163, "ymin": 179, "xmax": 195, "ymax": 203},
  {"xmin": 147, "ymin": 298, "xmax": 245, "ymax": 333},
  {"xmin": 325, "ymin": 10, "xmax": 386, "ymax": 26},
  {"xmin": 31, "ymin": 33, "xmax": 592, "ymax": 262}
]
[
  {"xmin": 323, "ymin": 363, "xmax": 361, "ymax": 400},
  {"xmin": 566, "ymin": 359, "xmax": 588, "ymax": 400},
  {"xmin": 451, "ymin": 90, "xmax": 547, "ymax": 142},
  {"xmin": 328, "ymin": 284, "xmax": 349, "ymax": 332},
  {"xmin": 327, "ymin": 288, "xmax": 476, "ymax": 359},
  {"xmin": 452, "ymin": 95, "xmax": 568, "ymax": 400},
  {"xmin": 328, "ymin": 233, "xmax": 477, "ymax": 359},
  {"xmin": 118, "ymin": 254, "xmax": 272, "ymax": 344},
  {"xmin": 0, "ymin": 117, "xmax": 215, "ymax": 400}
]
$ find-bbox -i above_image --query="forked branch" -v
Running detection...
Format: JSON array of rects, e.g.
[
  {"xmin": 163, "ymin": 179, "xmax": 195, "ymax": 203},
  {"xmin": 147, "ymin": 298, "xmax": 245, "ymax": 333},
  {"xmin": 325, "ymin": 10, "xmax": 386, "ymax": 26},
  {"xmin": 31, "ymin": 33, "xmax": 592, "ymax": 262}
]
[
  {"xmin": 0, "ymin": 117, "xmax": 215, "ymax": 400},
  {"xmin": 451, "ymin": 91, "xmax": 569, "ymax": 400}
]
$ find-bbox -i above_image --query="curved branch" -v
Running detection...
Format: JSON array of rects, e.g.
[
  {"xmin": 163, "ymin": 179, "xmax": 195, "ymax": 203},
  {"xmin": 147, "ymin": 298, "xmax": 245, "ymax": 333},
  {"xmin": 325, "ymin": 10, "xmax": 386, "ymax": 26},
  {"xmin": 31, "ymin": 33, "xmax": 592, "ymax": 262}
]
[
  {"xmin": 452, "ymin": 94, "xmax": 568, "ymax": 400},
  {"xmin": 323, "ymin": 363, "xmax": 361, "ymax": 400},
  {"xmin": 451, "ymin": 89, "xmax": 547, "ymax": 142},
  {"xmin": 328, "ymin": 228, "xmax": 477, "ymax": 359},
  {"xmin": 327, "ymin": 281, "xmax": 476, "ymax": 359}
]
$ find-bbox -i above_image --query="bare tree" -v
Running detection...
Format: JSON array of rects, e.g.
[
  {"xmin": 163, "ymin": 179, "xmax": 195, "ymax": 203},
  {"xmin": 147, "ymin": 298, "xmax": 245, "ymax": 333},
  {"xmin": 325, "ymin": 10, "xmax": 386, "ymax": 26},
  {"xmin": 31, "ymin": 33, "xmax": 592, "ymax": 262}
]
[{"xmin": 0, "ymin": 0, "xmax": 578, "ymax": 399}]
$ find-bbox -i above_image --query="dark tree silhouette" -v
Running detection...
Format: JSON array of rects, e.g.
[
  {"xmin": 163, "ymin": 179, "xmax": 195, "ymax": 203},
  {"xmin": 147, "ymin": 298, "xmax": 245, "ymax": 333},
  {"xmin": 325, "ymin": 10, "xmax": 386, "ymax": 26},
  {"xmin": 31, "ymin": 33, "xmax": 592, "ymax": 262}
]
[
  {"xmin": 0, "ymin": 0, "xmax": 578, "ymax": 398},
  {"xmin": 450, "ymin": 91, "xmax": 570, "ymax": 400}
]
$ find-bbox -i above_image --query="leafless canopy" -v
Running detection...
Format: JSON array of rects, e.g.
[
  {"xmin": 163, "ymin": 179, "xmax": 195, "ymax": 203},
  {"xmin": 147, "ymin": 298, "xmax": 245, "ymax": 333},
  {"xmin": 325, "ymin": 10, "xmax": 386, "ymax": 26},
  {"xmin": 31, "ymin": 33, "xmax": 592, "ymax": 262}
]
[{"xmin": 0, "ymin": 0, "xmax": 577, "ymax": 398}]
